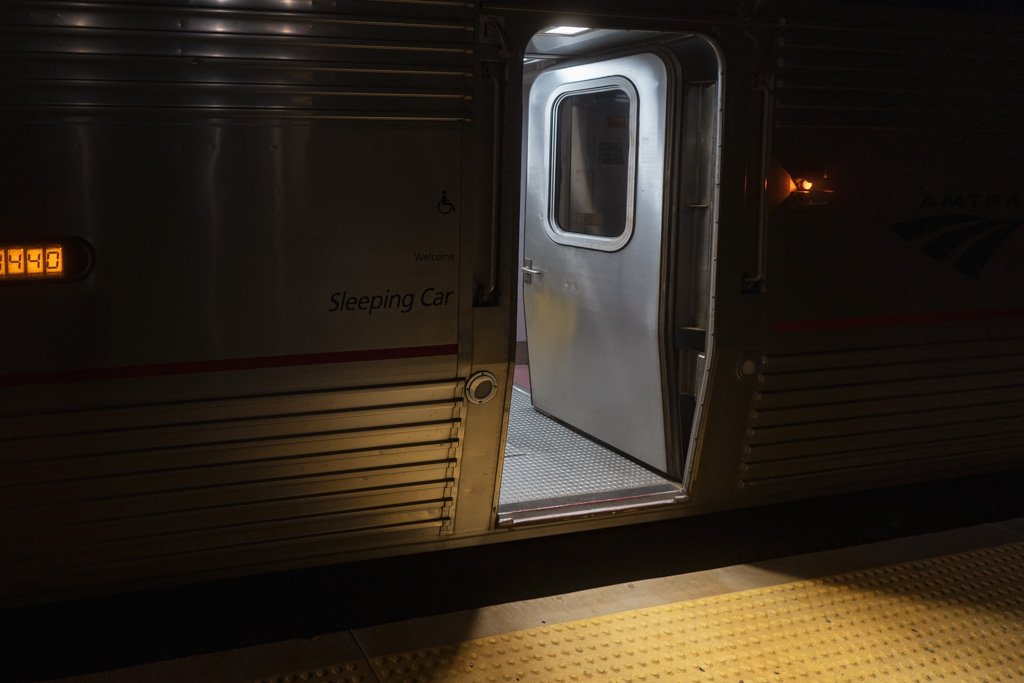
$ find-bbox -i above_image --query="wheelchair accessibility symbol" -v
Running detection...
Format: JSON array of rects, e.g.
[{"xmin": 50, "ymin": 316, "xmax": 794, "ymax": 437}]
[{"xmin": 437, "ymin": 191, "xmax": 456, "ymax": 215}]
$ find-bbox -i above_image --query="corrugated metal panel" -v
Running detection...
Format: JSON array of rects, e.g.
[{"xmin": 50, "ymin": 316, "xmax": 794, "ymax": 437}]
[
  {"xmin": 0, "ymin": 380, "xmax": 463, "ymax": 600},
  {"xmin": 0, "ymin": 0, "xmax": 475, "ymax": 122},
  {"xmin": 774, "ymin": 16, "xmax": 1024, "ymax": 131},
  {"xmin": 742, "ymin": 336, "xmax": 1024, "ymax": 487}
]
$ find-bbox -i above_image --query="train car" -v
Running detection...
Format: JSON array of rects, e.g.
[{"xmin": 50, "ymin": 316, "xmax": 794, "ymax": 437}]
[{"xmin": 1, "ymin": 0, "xmax": 1022, "ymax": 606}]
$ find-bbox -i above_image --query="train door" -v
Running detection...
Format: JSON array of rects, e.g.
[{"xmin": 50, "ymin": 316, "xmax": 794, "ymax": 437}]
[
  {"xmin": 523, "ymin": 53, "xmax": 672, "ymax": 473},
  {"xmin": 498, "ymin": 30, "xmax": 721, "ymax": 525}
]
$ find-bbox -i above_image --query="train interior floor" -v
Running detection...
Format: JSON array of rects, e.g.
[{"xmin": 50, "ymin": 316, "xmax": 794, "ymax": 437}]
[
  {"xmin": 498, "ymin": 381, "xmax": 682, "ymax": 525},
  {"xmin": 55, "ymin": 515, "xmax": 1024, "ymax": 682}
]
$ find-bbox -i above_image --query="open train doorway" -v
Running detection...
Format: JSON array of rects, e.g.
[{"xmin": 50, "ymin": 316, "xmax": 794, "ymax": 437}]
[{"xmin": 497, "ymin": 29, "xmax": 722, "ymax": 525}]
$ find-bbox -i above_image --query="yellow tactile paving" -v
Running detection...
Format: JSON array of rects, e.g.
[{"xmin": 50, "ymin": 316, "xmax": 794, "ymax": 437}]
[
  {"xmin": 360, "ymin": 542, "xmax": 1024, "ymax": 683},
  {"xmin": 246, "ymin": 542, "xmax": 1024, "ymax": 683}
]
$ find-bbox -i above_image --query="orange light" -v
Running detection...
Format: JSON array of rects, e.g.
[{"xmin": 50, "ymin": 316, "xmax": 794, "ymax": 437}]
[
  {"xmin": 45, "ymin": 246, "xmax": 63, "ymax": 275},
  {"xmin": 785, "ymin": 170, "xmax": 834, "ymax": 207},
  {"xmin": 7, "ymin": 248, "xmax": 25, "ymax": 275},
  {"xmin": 27, "ymin": 248, "xmax": 44, "ymax": 275},
  {"xmin": 1, "ymin": 244, "xmax": 67, "ymax": 279}
]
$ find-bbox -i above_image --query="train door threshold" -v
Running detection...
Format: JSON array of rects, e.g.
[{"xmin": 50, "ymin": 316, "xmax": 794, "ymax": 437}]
[{"xmin": 497, "ymin": 386, "xmax": 684, "ymax": 526}]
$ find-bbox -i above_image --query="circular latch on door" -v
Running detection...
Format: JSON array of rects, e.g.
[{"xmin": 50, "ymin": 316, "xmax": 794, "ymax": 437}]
[{"xmin": 465, "ymin": 371, "xmax": 499, "ymax": 404}]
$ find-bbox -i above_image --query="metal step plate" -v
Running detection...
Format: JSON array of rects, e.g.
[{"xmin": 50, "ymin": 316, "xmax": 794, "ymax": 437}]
[{"xmin": 498, "ymin": 386, "xmax": 681, "ymax": 525}]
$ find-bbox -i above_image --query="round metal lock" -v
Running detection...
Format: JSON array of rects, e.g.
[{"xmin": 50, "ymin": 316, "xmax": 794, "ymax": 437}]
[
  {"xmin": 737, "ymin": 353, "xmax": 762, "ymax": 380},
  {"xmin": 465, "ymin": 371, "xmax": 499, "ymax": 404}
]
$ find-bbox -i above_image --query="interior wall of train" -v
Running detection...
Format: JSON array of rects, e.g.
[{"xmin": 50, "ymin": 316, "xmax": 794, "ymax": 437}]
[{"xmin": 1, "ymin": 1, "xmax": 1022, "ymax": 607}]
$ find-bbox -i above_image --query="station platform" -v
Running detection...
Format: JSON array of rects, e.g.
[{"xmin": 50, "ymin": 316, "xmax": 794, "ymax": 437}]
[{"xmin": 54, "ymin": 516, "xmax": 1024, "ymax": 683}]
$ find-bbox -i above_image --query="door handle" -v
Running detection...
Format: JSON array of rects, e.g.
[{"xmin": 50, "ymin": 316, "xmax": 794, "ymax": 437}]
[{"xmin": 521, "ymin": 259, "xmax": 541, "ymax": 284}]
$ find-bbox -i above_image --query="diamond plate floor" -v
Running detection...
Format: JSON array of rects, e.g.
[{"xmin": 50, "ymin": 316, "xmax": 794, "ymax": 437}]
[{"xmin": 498, "ymin": 386, "xmax": 681, "ymax": 523}]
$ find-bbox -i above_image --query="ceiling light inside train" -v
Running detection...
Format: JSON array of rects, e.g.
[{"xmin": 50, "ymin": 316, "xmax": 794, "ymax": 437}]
[{"xmin": 541, "ymin": 26, "xmax": 591, "ymax": 36}]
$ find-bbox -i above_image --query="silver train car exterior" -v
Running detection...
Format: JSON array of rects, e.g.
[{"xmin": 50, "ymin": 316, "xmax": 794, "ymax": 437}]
[{"xmin": 1, "ymin": 0, "xmax": 1022, "ymax": 605}]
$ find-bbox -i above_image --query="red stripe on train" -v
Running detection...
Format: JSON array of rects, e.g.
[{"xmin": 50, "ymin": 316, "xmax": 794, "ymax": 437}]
[
  {"xmin": 773, "ymin": 308, "xmax": 1024, "ymax": 333},
  {"xmin": 0, "ymin": 344, "xmax": 459, "ymax": 387}
]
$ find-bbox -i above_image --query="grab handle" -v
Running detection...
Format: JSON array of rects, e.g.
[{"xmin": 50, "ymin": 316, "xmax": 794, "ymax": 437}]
[{"xmin": 743, "ymin": 77, "xmax": 773, "ymax": 293}]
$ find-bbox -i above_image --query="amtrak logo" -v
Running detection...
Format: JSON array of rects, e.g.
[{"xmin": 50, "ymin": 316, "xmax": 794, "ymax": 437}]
[{"xmin": 891, "ymin": 198, "xmax": 1023, "ymax": 278}]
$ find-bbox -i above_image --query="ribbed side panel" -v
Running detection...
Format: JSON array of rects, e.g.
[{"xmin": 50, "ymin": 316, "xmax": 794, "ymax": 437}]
[
  {"xmin": 743, "ymin": 337, "xmax": 1024, "ymax": 488},
  {"xmin": 0, "ymin": 0, "xmax": 475, "ymax": 122},
  {"xmin": 775, "ymin": 16, "xmax": 1024, "ymax": 130},
  {"xmin": 0, "ymin": 380, "xmax": 463, "ymax": 600}
]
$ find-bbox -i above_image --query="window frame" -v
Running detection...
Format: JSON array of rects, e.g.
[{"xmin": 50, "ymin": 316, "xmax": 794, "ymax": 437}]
[{"xmin": 545, "ymin": 76, "xmax": 639, "ymax": 252}]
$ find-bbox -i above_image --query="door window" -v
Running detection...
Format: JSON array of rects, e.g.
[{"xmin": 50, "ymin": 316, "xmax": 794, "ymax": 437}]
[{"xmin": 546, "ymin": 78, "xmax": 637, "ymax": 251}]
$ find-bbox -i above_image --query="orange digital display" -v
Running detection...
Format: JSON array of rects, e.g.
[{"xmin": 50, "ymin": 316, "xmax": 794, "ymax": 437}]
[{"xmin": 0, "ymin": 244, "xmax": 64, "ymax": 279}]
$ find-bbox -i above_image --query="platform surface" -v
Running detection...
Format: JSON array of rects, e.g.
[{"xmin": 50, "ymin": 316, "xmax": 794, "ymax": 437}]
[{"xmin": 53, "ymin": 517, "xmax": 1024, "ymax": 683}]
